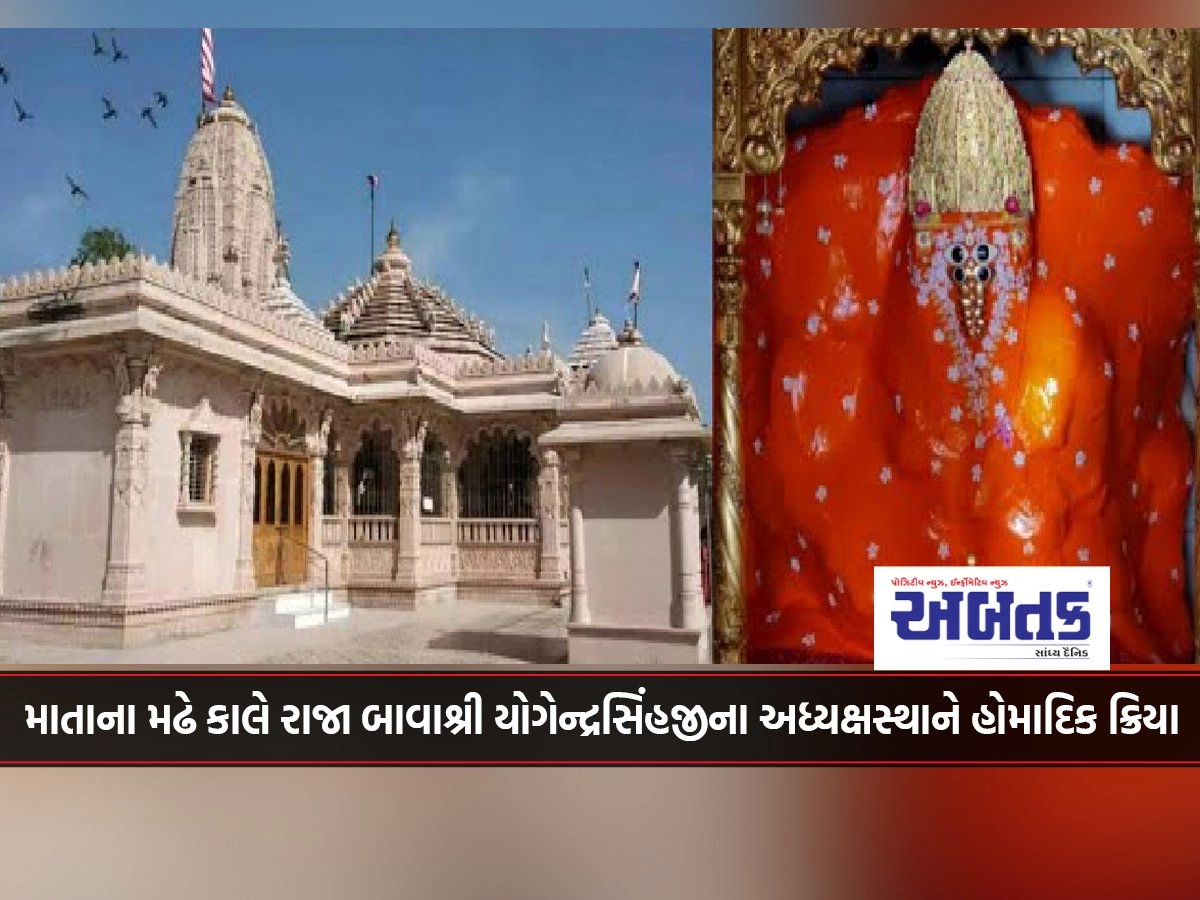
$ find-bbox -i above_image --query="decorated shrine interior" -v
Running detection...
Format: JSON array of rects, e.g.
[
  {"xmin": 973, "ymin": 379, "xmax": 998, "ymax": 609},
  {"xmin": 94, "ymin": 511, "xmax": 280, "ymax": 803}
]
[{"xmin": 730, "ymin": 32, "xmax": 1198, "ymax": 665}]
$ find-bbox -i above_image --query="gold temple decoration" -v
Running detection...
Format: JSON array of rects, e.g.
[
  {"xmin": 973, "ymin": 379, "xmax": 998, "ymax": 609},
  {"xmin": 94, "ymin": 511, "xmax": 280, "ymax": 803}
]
[
  {"xmin": 908, "ymin": 46, "xmax": 1034, "ymax": 219},
  {"xmin": 712, "ymin": 28, "xmax": 1200, "ymax": 664}
]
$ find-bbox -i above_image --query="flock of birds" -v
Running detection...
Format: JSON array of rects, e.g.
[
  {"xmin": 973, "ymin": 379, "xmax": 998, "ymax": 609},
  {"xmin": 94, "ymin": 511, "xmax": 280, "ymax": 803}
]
[{"xmin": 1, "ymin": 30, "xmax": 172, "ymax": 203}]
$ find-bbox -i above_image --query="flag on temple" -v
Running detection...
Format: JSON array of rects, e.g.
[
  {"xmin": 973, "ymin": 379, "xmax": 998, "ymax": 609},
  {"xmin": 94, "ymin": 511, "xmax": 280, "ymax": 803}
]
[
  {"xmin": 200, "ymin": 29, "xmax": 216, "ymax": 105},
  {"xmin": 628, "ymin": 260, "xmax": 641, "ymax": 305},
  {"xmin": 368, "ymin": 174, "xmax": 380, "ymax": 191}
]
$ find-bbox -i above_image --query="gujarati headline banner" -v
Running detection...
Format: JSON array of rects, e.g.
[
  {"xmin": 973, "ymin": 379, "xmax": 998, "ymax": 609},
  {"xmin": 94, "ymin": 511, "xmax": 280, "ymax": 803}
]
[{"xmin": 3, "ymin": 671, "xmax": 1198, "ymax": 765}]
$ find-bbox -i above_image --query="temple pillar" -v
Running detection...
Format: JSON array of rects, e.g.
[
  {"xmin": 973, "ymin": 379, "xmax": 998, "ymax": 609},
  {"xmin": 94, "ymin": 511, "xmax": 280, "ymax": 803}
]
[
  {"xmin": 306, "ymin": 409, "xmax": 331, "ymax": 585},
  {"xmin": 234, "ymin": 391, "xmax": 263, "ymax": 591},
  {"xmin": 441, "ymin": 448, "xmax": 459, "ymax": 576},
  {"xmin": 394, "ymin": 421, "xmax": 425, "ymax": 587},
  {"xmin": 334, "ymin": 444, "xmax": 351, "ymax": 584},
  {"xmin": 668, "ymin": 446, "xmax": 705, "ymax": 631},
  {"xmin": 564, "ymin": 450, "xmax": 590, "ymax": 625},
  {"xmin": 538, "ymin": 449, "xmax": 564, "ymax": 583},
  {"xmin": 101, "ymin": 345, "xmax": 162, "ymax": 606}
]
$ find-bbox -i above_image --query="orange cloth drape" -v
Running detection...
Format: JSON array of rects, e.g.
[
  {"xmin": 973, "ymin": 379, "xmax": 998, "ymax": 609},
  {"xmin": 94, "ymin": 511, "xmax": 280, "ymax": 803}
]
[{"xmin": 740, "ymin": 80, "xmax": 1194, "ymax": 664}]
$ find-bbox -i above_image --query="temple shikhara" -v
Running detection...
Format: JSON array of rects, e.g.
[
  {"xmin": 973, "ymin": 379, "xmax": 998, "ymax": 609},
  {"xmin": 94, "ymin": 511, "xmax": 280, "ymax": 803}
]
[{"xmin": 0, "ymin": 86, "xmax": 709, "ymax": 663}]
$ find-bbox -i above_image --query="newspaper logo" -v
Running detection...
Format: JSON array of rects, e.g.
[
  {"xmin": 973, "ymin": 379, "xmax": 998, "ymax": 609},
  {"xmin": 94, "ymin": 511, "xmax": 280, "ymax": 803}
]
[{"xmin": 873, "ymin": 566, "xmax": 1110, "ymax": 671}]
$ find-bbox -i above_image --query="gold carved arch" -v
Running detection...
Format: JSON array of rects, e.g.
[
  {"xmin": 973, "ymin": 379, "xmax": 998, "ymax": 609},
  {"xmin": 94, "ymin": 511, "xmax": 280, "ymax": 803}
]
[{"xmin": 712, "ymin": 27, "xmax": 1200, "ymax": 664}]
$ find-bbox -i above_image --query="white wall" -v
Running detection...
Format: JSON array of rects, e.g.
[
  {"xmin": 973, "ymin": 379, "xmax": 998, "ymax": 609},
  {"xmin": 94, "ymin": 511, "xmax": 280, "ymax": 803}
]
[
  {"xmin": 4, "ymin": 359, "xmax": 116, "ymax": 601},
  {"xmin": 580, "ymin": 443, "xmax": 674, "ymax": 628},
  {"xmin": 142, "ymin": 363, "xmax": 247, "ymax": 600}
]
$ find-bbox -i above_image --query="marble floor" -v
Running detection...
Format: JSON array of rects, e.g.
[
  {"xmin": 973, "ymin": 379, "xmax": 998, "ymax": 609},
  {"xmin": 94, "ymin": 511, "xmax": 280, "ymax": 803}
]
[{"xmin": 0, "ymin": 603, "xmax": 568, "ymax": 666}]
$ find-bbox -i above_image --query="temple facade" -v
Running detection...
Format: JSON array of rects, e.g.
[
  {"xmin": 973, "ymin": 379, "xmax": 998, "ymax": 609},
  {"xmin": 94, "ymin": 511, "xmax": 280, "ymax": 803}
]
[{"xmin": 0, "ymin": 87, "xmax": 709, "ymax": 659}]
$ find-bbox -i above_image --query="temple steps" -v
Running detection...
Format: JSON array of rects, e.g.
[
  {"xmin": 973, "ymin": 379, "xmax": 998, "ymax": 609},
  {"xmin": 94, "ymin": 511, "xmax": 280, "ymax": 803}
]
[{"xmin": 269, "ymin": 588, "xmax": 351, "ymax": 630}]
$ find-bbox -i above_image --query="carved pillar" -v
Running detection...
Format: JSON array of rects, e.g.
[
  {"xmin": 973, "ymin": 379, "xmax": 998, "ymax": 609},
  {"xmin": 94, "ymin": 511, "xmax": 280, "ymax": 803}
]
[
  {"xmin": 441, "ymin": 447, "xmax": 459, "ymax": 577},
  {"xmin": 334, "ymin": 442, "xmax": 351, "ymax": 582},
  {"xmin": 538, "ymin": 449, "xmax": 564, "ymax": 583},
  {"xmin": 234, "ymin": 391, "xmax": 263, "ymax": 591},
  {"xmin": 101, "ymin": 345, "xmax": 161, "ymax": 607},
  {"xmin": 395, "ymin": 420, "xmax": 426, "ymax": 587},
  {"xmin": 306, "ymin": 409, "xmax": 331, "ymax": 584},
  {"xmin": 668, "ymin": 446, "xmax": 705, "ymax": 632},
  {"xmin": 564, "ymin": 449, "xmax": 590, "ymax": 625}
]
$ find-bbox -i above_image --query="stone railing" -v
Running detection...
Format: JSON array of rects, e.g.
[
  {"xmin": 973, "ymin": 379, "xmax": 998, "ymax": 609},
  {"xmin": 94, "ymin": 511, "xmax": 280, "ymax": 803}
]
[
  {"xmin": 346, "ymin": 338, "xmax": 459, "ymax": 379},
  {"xmin": 0, "ymin": 254, "xmax": 350, "ymax": 362},
  {"xmin": 457, "ymin": 518, "xmax": 540, "ymax": 545},
  {"xmin": 456, "ymin": 354, "xmax": 558, "ymax": 380},
  {"xmin": 348, "ymin": 515, "xmax": 396, "ymax": 543},
  {"xmin": 420, "ymin": 517, "xmax": 454, "ymax": 545}
]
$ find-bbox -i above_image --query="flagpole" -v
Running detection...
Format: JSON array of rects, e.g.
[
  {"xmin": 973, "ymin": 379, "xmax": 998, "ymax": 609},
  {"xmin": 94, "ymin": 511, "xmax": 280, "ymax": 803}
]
[
  {"xmin": 584, "ymin": 266, "xmax": 592, "ymax": 322},
  {"xmin": 370, "ymin": 180, "xmax": 376, "ymax": 276}
]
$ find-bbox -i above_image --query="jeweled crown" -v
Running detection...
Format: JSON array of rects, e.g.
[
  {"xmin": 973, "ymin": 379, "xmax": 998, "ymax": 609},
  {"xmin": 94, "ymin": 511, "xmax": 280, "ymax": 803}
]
[{"xmin": 908, "ymin": 46, "xmax": 1034, "ymax": 220}]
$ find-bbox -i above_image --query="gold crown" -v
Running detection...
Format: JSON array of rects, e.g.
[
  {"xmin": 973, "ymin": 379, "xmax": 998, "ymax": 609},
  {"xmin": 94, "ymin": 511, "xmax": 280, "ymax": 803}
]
[{"xmin": 908, "ymin": 47, "xmax": 1033, "ymax": 220}]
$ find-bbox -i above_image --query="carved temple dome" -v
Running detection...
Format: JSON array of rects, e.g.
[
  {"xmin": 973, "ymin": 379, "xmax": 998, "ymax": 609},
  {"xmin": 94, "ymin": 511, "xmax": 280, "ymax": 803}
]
[
  {"xmin": 169, "ymin": 85, "xmax": 279, "ymax": 303},
  {"xmin": 568, "ymin": 309, "xmax": 619, "ymax": 371},
  {"xmin": 322, "ymin": 222, "xmax": 502, "ymax": 361},
  {"xmin": 586, "ymin": 322, "xmax": 678, "ymax": 392}
]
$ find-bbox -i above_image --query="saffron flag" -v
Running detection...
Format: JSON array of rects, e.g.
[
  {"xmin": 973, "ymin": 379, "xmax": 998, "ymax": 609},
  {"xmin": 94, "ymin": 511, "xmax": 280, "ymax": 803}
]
[
  {"xmin": 628, "ymin": 260, "xmax": 641, "ymax": 305},
  {"xmin": 200, "ymin": 29, "xmax": 216, "ymax": 105}
]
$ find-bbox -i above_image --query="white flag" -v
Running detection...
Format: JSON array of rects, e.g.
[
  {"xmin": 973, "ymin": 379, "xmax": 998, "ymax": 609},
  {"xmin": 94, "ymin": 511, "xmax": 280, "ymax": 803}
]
[{"xmin": 628, "ymin": 260, "xmax": 641, "ymax": 305}]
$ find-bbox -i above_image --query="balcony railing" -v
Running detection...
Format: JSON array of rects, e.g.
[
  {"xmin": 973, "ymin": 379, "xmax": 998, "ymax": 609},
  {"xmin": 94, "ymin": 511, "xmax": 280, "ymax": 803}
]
[
  {"xmin": 329, "ymin": 515, "xmax": 541, "ymax": 546},
  {"xmin": 457, "ymin": 518, "xmax": 539, "ymax": 545},
  {"xmin": 349, "ymin": 515, "xmax": 396, "ymax": 543}
]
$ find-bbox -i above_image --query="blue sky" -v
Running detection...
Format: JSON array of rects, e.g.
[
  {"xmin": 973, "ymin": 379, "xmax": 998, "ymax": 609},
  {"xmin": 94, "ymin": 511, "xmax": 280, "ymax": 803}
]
[{"xmin": 0, "ymin": 29, "xmax": 711, "ymax": 419}]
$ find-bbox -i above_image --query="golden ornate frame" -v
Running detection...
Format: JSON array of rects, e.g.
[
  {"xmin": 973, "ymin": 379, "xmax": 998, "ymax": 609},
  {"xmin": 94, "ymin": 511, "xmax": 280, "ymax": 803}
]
[{"xmin": 712, "ymin": 27, "xmax": 1200, "ymax": 664}]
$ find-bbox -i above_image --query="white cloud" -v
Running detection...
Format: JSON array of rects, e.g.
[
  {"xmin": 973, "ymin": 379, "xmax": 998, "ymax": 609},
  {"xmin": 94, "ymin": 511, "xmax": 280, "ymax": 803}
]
[{"xmin": 404, "ymin": 169, "xmax": 514, "ymax": 277}]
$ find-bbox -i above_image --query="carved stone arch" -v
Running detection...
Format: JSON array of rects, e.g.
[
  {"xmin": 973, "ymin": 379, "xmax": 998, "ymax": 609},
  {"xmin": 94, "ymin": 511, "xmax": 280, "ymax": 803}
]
[
  {"xmin": 456, "ymin": 424, "xmax": 540, "ymax": 520},
  {"xmin": 712, "ymin": 27, "xmax": 1200, "ymax": 664},
  {"xmin": 351, "ymin": 419, "xmax": 398, "ymax": 516},
  {"xmin": 259, "ymin": 398, "xmax": 308, "ymax": 454}
]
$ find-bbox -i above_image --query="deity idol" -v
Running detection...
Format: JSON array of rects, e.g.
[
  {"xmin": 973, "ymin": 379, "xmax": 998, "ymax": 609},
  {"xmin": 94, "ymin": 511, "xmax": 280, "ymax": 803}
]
[{"xmin": 741, "ymin": 47, "xmax": 1195, "ymax": 664}]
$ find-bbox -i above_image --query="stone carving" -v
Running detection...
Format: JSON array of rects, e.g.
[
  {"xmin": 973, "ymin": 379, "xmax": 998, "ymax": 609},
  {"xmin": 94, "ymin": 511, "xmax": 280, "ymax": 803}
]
[
  {"xmin": 111, "ymin": 345, "xmax": 162, "ymax": 424},
  {"xmin": 348, "ymin": 546, "xmax": 396, "ymax": 579},
  {"xmin": 259, "ymin": 398, "xmax": 306, "ymax": 452},
  {"xmin": 458, "ymin": 545, "xmax": 540, "ymax": 580},
  {"xmin": 318, "ymin": 407, "xmax": 333, "ymax": 452},
  {"xmin": 419, "ymin": 545, "xmax": 454, "ymax": 577},
  {"xmin": 456, "ymin": 354, "xmax": 558, "ymax": 379},
  {"xmin": 247, "ymin": 391, "xmax": 264, "ymax": 444}
]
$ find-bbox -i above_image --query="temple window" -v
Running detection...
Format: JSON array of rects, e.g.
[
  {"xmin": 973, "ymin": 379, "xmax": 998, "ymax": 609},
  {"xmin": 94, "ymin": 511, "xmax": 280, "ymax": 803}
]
[
  {"xmin": 179, "ymin": 430, "xmax": 219, "ymax": 515},
  {"xmin": 352, "ymin": 429, "xmax": 397, "ymax": 516},
  {"xmin": 458, "ymin": 429, "xmax": 536, "ymax": 520},
  {"xmin": 420, "ymin": 433, "xmax": 446, "ymax": 517}
]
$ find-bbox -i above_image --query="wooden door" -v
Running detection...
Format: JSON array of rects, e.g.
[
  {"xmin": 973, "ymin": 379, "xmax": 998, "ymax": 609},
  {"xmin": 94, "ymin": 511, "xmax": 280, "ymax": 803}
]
[{"xmin": 253, "ymin": 452, "xmax": 310, "ymax": 587}]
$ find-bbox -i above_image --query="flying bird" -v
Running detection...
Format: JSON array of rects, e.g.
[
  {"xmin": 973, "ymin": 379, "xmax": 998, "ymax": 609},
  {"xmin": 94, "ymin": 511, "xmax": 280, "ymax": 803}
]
[
  {"xmin": 101, "ymin": 97, "xmax": 118, "ymax": 119},
  {"xmin": 91, "ymin": 32, "xmax": 106, "ymax": 56},
  {"xmin": 153, "ymin": 91, "xmax": 168, "ymax": 108},
  {"xmin": 141, "ymin": 106, "xmax": 157, "ymax": 128},
  {"xmin": 14, "ymin": 100, "xmax": 31, "ymax": 122},
  {"xmin": 111, "ymin": 35, "xmax": 128, "ymax": 62},
  {"xmin": 66, "ymin": 176, "xmax": 88, "ymax": 200}
]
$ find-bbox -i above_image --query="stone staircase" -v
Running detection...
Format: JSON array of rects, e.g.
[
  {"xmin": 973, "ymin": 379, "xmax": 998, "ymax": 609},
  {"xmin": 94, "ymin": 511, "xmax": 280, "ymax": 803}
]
[{"xmin": 270, "ymin": 588, "xmax": 351, "ymax": 630}]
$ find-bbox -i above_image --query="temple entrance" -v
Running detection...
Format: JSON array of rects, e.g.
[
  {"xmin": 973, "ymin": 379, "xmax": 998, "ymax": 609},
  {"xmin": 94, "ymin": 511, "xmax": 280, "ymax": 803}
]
[{"xmin": 253, "ymin": 451, "xmax": 310, "ymax": 587}]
